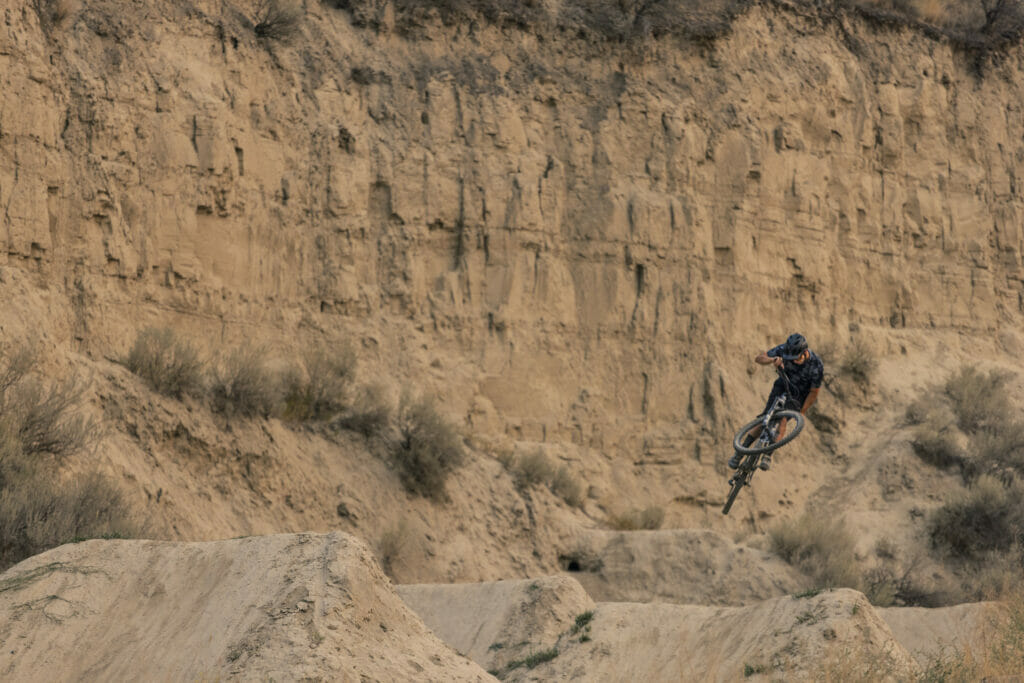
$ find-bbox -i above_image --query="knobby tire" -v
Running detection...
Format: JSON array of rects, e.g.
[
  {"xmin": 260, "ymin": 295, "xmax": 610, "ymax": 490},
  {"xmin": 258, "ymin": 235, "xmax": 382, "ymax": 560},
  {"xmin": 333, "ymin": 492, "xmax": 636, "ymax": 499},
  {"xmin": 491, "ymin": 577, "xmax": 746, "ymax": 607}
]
[{"xmin": 732, "ymin": 410, "xmax": 805, "ymax": 455}]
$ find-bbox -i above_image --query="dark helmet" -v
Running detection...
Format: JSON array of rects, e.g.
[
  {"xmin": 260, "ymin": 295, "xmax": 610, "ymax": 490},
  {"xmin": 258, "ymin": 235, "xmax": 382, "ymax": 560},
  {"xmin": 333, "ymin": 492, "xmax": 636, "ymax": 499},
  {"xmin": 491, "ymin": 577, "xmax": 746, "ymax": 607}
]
[{"xmin": 781, "ymin": 333, "xmax": 808, "ymax": 360}]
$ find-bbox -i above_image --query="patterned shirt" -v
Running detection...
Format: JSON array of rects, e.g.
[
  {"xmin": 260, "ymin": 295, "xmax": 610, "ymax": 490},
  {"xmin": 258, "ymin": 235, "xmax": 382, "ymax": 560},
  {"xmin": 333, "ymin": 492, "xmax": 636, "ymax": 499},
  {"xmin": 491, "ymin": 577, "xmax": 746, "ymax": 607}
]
[{"xmin": 767, "ymin": 345, "xmax": 824, "ymax": 405}]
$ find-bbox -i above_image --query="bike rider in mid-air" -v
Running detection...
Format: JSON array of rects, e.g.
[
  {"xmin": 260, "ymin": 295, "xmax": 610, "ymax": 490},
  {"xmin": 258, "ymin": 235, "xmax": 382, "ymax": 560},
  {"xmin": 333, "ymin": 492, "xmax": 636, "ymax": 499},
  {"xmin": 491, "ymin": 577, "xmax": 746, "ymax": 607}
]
[{"xmin": 729, "ymin": 333, "xmax": 824, "ymax": 471}]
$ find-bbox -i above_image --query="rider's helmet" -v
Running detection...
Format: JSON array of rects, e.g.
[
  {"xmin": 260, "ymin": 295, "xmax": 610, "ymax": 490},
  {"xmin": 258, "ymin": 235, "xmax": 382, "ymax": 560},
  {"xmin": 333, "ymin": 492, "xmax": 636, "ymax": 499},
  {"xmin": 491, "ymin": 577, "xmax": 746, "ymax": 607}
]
[{"xmin": 781, "ymin": 333, "xmax": 808, "ymax": 360}]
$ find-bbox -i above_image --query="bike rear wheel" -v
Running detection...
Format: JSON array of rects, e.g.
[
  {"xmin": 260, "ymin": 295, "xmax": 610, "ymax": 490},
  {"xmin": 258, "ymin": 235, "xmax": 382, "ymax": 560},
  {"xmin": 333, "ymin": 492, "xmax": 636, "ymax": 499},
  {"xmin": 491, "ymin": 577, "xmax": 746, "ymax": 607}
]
[
  {"xmin": 732, "ymin": 410, "xmax": 805, "ymax": 455},
  {"xmin": 722, "ymin": 477, "xmax": 743, "ymax": 515}
]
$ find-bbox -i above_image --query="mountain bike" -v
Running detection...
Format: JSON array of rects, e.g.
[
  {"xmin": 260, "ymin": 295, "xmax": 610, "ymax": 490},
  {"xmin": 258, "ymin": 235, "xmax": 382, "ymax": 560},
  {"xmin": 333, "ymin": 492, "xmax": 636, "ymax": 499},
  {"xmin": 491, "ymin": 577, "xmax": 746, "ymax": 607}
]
[{"xmin": 722, "ymin": 368, "xmax": 806, "ymax": 515}]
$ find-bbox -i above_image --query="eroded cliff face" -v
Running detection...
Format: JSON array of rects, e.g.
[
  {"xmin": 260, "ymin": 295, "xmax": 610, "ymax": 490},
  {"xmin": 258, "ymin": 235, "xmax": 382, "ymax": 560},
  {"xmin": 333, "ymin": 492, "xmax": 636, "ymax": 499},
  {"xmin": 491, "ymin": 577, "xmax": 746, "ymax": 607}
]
[{"xmin": 2, "ymin": 1, "xmax": 1023, "ymax": 531}]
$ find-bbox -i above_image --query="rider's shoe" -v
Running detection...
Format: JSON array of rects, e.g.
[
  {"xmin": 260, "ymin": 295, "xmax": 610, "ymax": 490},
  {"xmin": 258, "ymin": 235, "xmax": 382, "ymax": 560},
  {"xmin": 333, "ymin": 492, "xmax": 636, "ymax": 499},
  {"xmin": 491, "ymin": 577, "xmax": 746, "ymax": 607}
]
[
  {"xmin": 759, "ymin": 452, "xmax": 772, "ymax": 471},
  {"xmin": 728, "ymin": 451, "xmax": 742, "ymax": 469}
]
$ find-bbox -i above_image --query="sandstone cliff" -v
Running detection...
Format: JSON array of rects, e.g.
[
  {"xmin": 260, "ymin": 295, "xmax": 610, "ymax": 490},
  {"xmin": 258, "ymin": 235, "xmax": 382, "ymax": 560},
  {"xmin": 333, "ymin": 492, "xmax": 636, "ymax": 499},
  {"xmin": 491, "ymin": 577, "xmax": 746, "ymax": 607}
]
[{"xmin": 2, "ymin": 0, "xmax": 1023, "ymax": 587}]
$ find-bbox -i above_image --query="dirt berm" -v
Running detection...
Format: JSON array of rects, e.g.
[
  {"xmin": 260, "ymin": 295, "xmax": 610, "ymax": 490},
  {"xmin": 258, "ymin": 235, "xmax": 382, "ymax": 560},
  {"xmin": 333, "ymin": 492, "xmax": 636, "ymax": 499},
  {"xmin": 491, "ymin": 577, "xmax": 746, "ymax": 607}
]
[{"xmin": 0, "ymin": 533, "xmax": 489, "ymax": 682}]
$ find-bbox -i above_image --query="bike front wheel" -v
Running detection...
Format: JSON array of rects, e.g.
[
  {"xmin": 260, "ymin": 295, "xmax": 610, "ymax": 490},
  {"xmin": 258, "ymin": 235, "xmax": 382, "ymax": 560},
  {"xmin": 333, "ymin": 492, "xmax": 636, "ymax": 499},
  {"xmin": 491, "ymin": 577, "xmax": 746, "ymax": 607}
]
[{"xmin": 732, "ymin": 410, "xmax": 805, "ymax": 455}]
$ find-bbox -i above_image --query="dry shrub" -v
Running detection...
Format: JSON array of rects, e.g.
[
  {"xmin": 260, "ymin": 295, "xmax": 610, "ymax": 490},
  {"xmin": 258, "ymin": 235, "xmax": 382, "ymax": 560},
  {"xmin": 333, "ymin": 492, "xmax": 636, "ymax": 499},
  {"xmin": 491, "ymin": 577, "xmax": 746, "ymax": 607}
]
[
  {"xmin": 392, "ymin": 396, "xmax": 466, "ymax": 500},
  {"xmin": 770, "ymin": 513, "xmax": 861, "ymax": 590},
  {"xmin": 928, "ymin": 475, "xmax": 1024, "ymax": 560},
  {"xmin": 210, "ymin": 345, "xmax": 282, "ymax": 418},
  {"xmin": 920, "ymin": 588, "xmax": 1024, "ymax": 681},
  {"xmin": 839, "ymin": 337, "xmax": 874, "ymax": 385},
  {"xmin": 125, "ymin": 328, "xmax": 205, "ymax": 399},
  {"xmin": 944, "ymin": 365, "xmax": 1012, "ymax": 434},
  {"xmin": 283, "ymin": 343, "xmax": 357, "ymax": 421},
  {"xmin": 550, "ymin": 466, "xmax": 584, "ymax": 508},
  {"xmin": 512, "ymin": 450, "xmax": 554, "ymax": 490},
  {"xmin": 911, "ymin": 424, "xmax": 965, "ymax": 470},
  {"xmin": 377, "ymin": 517, "xmax": 411, "ymax": 577},
  {"xmin": 0, "ymin": 465, "xmax": 134, "ymax": 570},
  {"xmin": 335, "ymin": 383, "xmax": 392, "ymax": 436},
  {"xmin": 608, "ymin": 506, "xmax": 664, "ymax": 531},
  {"xmin": 972, "ymin": 421, "xmax": 1024, "ymax": 472},
  {"xmin": 0, "ymin": 343, "xmax": 133, "ymax": 571},
  {"xmin": 254, "ymin": 0, "xmax": 303, "ymax": 39},
  {"xmin": 32, "ymin": 0, "xmax": 73, "ymax": 32}
]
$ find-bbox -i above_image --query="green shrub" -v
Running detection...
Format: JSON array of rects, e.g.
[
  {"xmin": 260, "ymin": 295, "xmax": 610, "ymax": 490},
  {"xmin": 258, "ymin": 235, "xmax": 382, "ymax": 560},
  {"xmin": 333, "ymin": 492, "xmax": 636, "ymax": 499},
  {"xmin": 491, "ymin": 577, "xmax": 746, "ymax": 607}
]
[
  {"xmin": 335, "ymin": 383, "xmax": 392, "ymax": 436},
  {"xmin": 929, "ymin": 475, "xmax": 1024, "ymax": 560},
  {"xmin": 771, "ymin": 513, "xmax": 861, "ymax": 590},
  {"xmin": 125, "ymin": 328, "xmax": 205, "ymax": 399},
  {"xmin": 283, "ymin": 343, "xmax": 357, "ymax": 421},
  {"xmin": 392, "ymin": 397, "xmax": 465, "ymax": 500},
  {"xmin": 210, "ymin": 346, "xmax": 282, "ymax": 418},
  {"xmin": 254, "ymin": 0, "xmax": 302, "ymax": 39}
]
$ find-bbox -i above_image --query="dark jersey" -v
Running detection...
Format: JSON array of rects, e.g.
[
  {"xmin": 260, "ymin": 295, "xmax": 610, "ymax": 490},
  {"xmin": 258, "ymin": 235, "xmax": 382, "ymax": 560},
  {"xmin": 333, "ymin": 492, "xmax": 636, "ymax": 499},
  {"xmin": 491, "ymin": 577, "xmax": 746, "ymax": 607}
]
[{"xmin": 766, "ymin": 345, "xmax": 824, "ymax": 405}]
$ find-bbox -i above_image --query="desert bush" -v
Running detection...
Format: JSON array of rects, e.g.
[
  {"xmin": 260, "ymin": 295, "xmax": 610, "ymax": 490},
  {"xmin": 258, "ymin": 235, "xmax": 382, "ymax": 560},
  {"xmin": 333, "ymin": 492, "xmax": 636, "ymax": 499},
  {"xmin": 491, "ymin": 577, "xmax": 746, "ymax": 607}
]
[
  {"xmin": 335, "ymin": 383, "xmax": 392, "ymax": 436},
  {"xmin": 254, "ymin": 0, "xmax": 303, "ymax": 39},
  {"xmin": 839, "ymin": 337, "xmax": 874, "ymax": 385},
  {"xmin": 928, "ymin": 475, "xmax": 1024, "ymax": 560},
  {"xmin": 608, "ymin": 506, "xmax": 664, "ymax": 531},
  {"xmin": 283, "ymin": 343, "xmax": 357, "ymax": 421},
  {"xmin": 376, "ymin": 517, "xmax": 411, "ymax": 576},
  {"xmin": 550, "ymin": 466, "xmax": 585, "ymax": 508},
  {"xmin": 911, "ymin": 423, "xmax": 965, "ymax": 470},
  {"xmin": 0, "ymin": 466, "xmax": 134, "ymax": 570},
  {"xmin": 771, "ymin": 513, "xmax": 861, "ymax": 590},
  {"xmin": 971, "ymin": 421, "xmax": 1024, "ymax": 472},
  {"xmin": 920, "ymin": 587, "xmax": 1024, "ymax": 681},
  {"xmin": 32, "ymin": 0, "xmax": 73, "ymax": 32},
  {"xmin": 392, "ymin": 396, "xmax": 466, "ymax": 500},
  {"xmin": 944, "ymin": 365, "xmax": 1012, "ymax": 434},
  {"xmin": 0, "ymin": 343, "xmax": 133, "ymax": 571},
  {"xmin": 512, "ymin": 450, "xmax": 554, "ymax": 490},
  {"xmin": 125, "ymin": 328, "xmax": 205, "ymax": 399},
  {"xmin": 210, "ymin": 345, "xmax": 282, "ymax": 418}
]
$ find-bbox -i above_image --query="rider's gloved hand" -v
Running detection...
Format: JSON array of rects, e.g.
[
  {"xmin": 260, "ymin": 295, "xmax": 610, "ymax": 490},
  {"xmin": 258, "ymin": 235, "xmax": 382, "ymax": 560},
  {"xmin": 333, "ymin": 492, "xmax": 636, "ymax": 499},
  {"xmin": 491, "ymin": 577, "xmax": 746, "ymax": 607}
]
[{"xmin": 773, "ymin": 357, "xmax": 784, "ymax": 368}]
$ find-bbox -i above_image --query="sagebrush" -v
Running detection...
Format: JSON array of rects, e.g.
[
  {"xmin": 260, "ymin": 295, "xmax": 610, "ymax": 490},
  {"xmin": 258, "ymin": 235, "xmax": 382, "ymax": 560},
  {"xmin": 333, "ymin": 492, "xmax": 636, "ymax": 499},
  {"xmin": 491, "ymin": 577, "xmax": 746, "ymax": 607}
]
[
  {"xmin": 392, "ymin": 396, "xmax": 466, "ymax": 500},
  {"xmin": 125, "ymin": 328, "xmax": 205, "ymax": 399},
  {"xmin": 771, "ymin": 513, "xmax": 861, "ymax": 591}
]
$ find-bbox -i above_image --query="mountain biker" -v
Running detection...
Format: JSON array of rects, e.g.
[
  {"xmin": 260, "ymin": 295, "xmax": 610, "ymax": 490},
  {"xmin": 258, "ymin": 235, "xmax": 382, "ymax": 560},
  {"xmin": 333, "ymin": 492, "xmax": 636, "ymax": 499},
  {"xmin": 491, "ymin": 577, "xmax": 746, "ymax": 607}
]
[{"xmin": 728, "ymin": 333, "xmax": 823, "ymax": 471}]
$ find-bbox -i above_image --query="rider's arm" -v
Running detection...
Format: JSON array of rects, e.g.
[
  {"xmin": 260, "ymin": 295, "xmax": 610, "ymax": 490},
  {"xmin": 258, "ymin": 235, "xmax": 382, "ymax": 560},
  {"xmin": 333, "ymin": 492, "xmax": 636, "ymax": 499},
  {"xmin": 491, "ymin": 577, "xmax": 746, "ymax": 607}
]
[
  {"xmin": 755, "ymin": 351, "xmax": 783, "ymax": 368},
  {"xmin": 800, "ymin": 387, "xmax": 820, "ymax": 414}
]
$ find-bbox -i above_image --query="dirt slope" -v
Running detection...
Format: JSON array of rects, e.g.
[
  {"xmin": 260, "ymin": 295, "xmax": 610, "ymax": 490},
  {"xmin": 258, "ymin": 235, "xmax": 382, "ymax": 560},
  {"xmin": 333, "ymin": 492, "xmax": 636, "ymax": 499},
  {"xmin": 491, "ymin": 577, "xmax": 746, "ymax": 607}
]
[
  {"xmin": 0, "ymin": 533, "xmax": 490, "ymax": 682},
  {"xmin": 400, "ymin": 580, "xmax": 921, "ymax": 681}
]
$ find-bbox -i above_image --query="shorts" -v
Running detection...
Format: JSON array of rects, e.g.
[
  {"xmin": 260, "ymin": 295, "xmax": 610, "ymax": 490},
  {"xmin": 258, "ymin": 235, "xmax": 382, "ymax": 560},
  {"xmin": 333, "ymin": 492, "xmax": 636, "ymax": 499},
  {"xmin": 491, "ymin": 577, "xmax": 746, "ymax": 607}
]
[{"xmin": 760, "ymin": 382, "xmax": 803, "ymax": 416}]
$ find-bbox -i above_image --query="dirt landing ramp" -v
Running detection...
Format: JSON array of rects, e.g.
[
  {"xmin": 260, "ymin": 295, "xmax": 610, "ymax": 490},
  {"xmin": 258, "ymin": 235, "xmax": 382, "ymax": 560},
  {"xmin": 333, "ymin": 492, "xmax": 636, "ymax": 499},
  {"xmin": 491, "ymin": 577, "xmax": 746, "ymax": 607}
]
[
  {"xmin": 398, "ymin": 576, "xmax": 594, "ymax": 675},
  {"xmin": 560, "ymin": 529, "xmax": 807, "ymax": 605},
  {"xmin": 879, "ymin": 602, "xmax": 1001, "ymax": 667},
  {"xmin": 0, "ymin": 533, "xmax": 490, "ymax": 682}
]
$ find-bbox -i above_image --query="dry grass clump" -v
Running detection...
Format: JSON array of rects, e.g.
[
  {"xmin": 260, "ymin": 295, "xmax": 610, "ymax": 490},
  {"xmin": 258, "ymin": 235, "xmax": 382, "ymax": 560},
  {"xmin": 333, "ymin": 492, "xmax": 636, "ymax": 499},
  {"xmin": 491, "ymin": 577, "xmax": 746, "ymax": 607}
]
[
  {"xmin": 283, "ymin": 344, "xmax": 357, "ymax": 421},
  {"xmin": 550, "ymin": 466, "xmax": 585, "ymax": 508},
  {"xmin": 254, "ymin": 0, "xmax": 303, "ymax": 39},
  {"xmin": 0, "ymin": 343, "xmax": 133, "ymax": 571},
  {"xmin": 770, "ymin": 513, "xmax": 861, "ymax": 591},
  {"xmin": 512, "ymin": 450, "xmax": 555, "ymax": 489},
  {"xmin": 608, "ymin": 506, "xmax": 665, "ymax": 530},
  {"xmin": 210, "ymin": 345, "xmax": 282, "ymax": 418},
  {"xmin": 392, "ymin": 396, "xmax": 466, "ymax": 500},
  {"xmin": 125, "ymin": 328, "xmax": 205, "ymax": 399},
  {"xmin": 919, "ymin": 588, "xmax": 1024, "ymax": 681}
]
